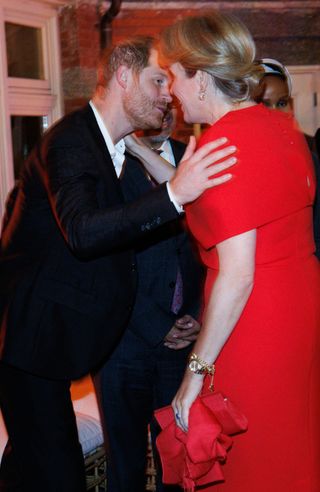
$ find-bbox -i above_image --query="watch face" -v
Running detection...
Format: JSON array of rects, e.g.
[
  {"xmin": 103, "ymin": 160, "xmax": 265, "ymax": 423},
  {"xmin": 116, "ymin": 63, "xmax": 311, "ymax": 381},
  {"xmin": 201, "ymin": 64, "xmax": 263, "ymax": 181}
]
[{"xmin": 189, "ymin": 360, "xmax": 202, "ymax": 373}]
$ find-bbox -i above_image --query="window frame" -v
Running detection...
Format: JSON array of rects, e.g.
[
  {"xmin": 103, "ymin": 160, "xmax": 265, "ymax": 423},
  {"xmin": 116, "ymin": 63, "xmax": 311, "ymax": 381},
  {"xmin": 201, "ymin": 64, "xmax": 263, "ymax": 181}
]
[{"xmin": 0, "ymin": 0, "xmax": 64, "ymax": 217}]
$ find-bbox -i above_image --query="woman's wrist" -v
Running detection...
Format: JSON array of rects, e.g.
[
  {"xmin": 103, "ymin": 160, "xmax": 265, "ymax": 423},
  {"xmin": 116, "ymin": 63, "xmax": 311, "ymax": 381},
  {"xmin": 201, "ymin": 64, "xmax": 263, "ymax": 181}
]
[
  {"xmin": 188, "ymin": 352, "xmax": 215, "ymax": 375},
  {"xmin": 124, "ymin": 135, "xmax": 149, "ymax": 159},
  {"xmin": 187, "ymin": 352, "xmax": 216, "ymax": 391}
]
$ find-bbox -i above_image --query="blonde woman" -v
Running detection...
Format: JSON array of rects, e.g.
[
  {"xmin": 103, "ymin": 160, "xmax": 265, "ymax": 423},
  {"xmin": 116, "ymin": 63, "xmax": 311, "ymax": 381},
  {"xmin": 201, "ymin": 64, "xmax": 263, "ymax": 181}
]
[
  {"xmin": 129, "ymin": 10, "xmax": 320, "ymax": 491},
  {"xmin": 160, "ymin": 11, "xmax": 320, "ymax": 491}
]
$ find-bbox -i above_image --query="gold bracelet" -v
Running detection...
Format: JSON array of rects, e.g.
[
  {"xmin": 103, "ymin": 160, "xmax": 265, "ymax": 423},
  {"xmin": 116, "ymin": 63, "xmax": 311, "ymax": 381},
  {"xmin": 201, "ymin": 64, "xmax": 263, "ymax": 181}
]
[{"xmin": 188, "ymin": 352, "xmax": 216, "ymax": 391}]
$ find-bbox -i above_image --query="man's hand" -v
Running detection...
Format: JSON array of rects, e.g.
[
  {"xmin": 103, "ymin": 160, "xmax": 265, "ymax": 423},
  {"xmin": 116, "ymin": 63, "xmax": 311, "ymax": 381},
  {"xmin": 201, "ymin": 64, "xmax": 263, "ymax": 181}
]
[
  {"xmin": 169, "ymin": 136, "xmax": 237, "ymax": 205},
  {"xmin": 164, "ymin": 315, "xmax": 201, "ymax": 350}
]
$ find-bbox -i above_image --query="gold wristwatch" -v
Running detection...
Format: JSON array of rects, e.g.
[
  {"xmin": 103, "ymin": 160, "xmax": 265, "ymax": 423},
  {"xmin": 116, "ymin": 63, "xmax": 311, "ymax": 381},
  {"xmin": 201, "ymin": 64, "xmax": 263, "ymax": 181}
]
[
  {"xmin": 188, "ymin": 353, "xmax": 215, "ymax": 376},
  {"xmin": 188, "ymin": 357, "xmax": 206, "ymax": 375}
]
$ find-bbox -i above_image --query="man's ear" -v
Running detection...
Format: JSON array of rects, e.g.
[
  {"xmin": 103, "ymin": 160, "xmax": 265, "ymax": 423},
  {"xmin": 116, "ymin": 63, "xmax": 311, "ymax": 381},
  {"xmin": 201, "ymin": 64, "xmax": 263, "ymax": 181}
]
[{"xmin": 116, "ymin": 66, "xmax": 129, "ymax": 89}]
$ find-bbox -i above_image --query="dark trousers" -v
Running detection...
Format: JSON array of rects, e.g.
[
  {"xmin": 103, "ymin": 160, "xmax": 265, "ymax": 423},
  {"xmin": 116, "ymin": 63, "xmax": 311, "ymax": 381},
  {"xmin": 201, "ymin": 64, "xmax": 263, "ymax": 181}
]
[
  {"xmin": 0, "ymin": 363, "xmax": 86, "ymax": 492},
  {"xmin": 95, "ymin": 343, "xmax": 188, "ymax": 492}
]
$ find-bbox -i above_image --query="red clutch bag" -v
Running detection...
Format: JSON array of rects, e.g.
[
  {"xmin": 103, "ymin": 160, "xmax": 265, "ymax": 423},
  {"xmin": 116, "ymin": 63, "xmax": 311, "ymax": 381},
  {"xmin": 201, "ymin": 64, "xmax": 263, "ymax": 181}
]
[{"xmin": 155, "ymin": 391, "xmax": 248, "ymax": 491}]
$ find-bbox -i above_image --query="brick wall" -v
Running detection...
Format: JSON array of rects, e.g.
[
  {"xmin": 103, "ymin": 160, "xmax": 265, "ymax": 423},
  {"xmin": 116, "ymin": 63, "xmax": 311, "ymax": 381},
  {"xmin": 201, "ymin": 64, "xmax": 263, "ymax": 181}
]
[
  {"xmin": 59, "ymin": 1, "xmax": 100, "ymax": 114},
  {"xmin": 59, "ymin": 1, "xmax": 320, "ymax": 139}
]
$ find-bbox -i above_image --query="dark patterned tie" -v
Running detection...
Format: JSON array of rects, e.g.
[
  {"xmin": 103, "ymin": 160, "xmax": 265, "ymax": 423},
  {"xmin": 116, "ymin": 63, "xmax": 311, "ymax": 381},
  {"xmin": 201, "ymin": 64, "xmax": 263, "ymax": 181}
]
[{"xmin": 171, "ymin": 268, "xmax": 183, "ymax": 314}]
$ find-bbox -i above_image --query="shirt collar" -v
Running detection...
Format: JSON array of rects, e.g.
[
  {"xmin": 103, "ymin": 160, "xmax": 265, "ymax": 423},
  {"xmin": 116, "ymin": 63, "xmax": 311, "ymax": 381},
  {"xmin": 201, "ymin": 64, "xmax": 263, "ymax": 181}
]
[
  {"xmin": 158, "ymin": 139, "xmax": 175, "ymax": 167},
  {"xmin": 89, "ymin": 100, "xmax": 125, "ymax": 177}
]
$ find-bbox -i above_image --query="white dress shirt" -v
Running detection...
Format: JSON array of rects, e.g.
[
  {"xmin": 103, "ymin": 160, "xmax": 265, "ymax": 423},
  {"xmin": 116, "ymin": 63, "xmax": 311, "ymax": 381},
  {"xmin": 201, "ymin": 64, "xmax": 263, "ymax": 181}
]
[
  {"xmin": 157, "ymin": 139, "xmax": 184, "ymax": 213},
  {"xmin": 89, "ymin": 100, "xmax": 125, "ymax": 177},
  {"xmin": 157, "ymin": 139, "xmax": 176, "ymax": 167},
  {"xmin": 89, "ymin": 100, "xmax": 183, "ymax": 212}
]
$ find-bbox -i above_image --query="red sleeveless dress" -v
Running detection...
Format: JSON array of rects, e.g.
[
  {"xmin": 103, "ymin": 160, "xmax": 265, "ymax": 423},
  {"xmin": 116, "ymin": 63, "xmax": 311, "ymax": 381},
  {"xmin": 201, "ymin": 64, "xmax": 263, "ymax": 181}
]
[{"xmin": 185, "ymin": 104, "xmax": 320, "ymax": 491}]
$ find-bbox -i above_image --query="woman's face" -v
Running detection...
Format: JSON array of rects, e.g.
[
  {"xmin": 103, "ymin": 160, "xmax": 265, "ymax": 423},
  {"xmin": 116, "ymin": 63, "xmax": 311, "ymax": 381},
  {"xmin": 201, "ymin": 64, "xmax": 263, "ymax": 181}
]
[
  {"xmin": 169, "ymin": 63, "xmax": 206, "ymax": 124},
  {"xmin": 260, "ymin": 75, "xmax": 293, "ymax": 113}
]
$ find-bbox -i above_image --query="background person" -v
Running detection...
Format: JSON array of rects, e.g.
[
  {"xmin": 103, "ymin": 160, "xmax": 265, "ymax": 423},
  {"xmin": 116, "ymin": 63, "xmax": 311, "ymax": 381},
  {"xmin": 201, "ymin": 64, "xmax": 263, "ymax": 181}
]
[
  {"xmin": 255, "ymin": 58, "xmax": 293, "ymax": 112},
  {"xmin": 256, "ymin": 57, "xmax": 315, "ymax": 148},
  {"xmin": 95, "ymin": 106, "xmax": 204, "ymax": 492}
]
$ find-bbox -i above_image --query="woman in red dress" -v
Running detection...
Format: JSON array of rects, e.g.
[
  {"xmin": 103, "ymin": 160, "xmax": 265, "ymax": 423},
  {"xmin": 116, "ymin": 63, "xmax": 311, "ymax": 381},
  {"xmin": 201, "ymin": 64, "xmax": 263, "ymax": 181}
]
[{"xmin": 151, "ymin": 10, "xmax": 320, "ymax": 492}]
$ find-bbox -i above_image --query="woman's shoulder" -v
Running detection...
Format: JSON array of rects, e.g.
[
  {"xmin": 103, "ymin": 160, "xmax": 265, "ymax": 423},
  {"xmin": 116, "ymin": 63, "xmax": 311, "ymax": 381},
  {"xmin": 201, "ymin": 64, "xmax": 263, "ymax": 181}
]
[
  {"xmin": 198, "ymin": 103, "xmax": 297, "ymax": 151},
  {"xmin": 198, "ymin": 104, "xmax": 263, "ymax": 145}
]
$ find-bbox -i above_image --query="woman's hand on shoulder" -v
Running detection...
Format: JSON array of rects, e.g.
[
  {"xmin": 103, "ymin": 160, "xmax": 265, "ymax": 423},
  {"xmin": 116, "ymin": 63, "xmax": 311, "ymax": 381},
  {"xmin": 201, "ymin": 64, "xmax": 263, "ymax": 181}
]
[{"xmin": 169, "ymin": 136, "xmax": 237, "ymax": 205}]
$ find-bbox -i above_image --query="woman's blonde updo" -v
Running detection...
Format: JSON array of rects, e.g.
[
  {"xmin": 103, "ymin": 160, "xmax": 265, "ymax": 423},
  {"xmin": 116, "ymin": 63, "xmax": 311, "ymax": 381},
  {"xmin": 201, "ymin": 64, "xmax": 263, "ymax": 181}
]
[{"xmin": 159, "ymin": 10, "xmax": 263, "ymax": 102}]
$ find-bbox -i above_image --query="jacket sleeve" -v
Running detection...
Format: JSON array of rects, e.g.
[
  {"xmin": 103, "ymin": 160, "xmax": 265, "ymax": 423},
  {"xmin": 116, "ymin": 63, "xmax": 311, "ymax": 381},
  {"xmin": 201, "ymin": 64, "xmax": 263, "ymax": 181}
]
[{"xmin": 41, "ymin": 133, "xmax": 179, "ymax": 259}]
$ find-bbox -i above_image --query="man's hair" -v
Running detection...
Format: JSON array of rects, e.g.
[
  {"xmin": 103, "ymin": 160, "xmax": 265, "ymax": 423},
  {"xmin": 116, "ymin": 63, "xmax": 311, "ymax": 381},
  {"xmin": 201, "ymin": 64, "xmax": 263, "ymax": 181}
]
[{"xmin": 96, "ymin": 35, "xmax": 154, "ymax": 88}]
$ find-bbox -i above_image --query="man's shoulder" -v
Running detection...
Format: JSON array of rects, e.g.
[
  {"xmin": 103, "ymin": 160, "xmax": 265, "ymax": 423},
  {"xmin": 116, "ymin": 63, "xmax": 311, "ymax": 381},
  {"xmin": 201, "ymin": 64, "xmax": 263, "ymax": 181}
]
[{"xmin": 43, "ymin": 104, "xmax": 93, "ymax": 146}]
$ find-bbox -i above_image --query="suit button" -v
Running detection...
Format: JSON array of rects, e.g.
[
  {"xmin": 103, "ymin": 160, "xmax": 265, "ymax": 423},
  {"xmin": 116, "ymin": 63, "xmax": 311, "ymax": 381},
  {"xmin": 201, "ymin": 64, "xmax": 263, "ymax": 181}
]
[
  {"xmin": 150, "ymin": 216, "xmax": 162, "ymax": 227},
  {"xmin": 169, "ymin": 281, "xmax": 175, "ymax": 288},
  {"xmin": 131, "ymin": 262, "xmax": 136, "ymax": 272}
]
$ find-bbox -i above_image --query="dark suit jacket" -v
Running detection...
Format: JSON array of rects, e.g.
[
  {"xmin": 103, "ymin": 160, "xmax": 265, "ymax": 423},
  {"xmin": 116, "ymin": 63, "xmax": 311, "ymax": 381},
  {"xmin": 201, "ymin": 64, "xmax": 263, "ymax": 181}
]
[
  {"xmin": 315, "ymin": 128, "xmax": 320, "ymax": 158},
  {"xmin": 0, "ymin": 104, "xmax": 179, "ymax": 380},
  {"xmin": 118, "ymin": 139, "xmax": 204, "ymax": 349}
]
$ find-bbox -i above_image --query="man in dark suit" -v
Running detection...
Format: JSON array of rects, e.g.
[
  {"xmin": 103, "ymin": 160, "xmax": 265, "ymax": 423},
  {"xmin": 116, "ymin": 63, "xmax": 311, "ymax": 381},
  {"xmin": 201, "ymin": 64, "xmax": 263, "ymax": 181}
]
[
  {"xmin": 95, "ymin": 107, "xmax": 204, "ymax": 492},
  {"xmin": 0, "ymin": 36, "xmax": 236, "ymax": 492}
]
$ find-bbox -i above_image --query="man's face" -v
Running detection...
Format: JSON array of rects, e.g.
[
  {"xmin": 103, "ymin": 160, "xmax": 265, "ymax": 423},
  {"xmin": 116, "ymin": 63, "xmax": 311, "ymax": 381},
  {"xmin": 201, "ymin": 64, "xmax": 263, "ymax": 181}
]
[{"xmin": 123, "ymin": 48, "xmax": 172, "ymax": 130}]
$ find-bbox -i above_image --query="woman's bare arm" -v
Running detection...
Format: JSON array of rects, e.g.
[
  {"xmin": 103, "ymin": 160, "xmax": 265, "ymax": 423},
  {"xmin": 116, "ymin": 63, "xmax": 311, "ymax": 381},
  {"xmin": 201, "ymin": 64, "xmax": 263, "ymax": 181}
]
[
  {"xmin": 124, "ymin": 135, "xmax": 237, "ymax": 189},
  {"xmin": 124, "ymin": 134, "xmax": 174, "ymax": 182},
  {"xmin": 172, "ymin": 229, "xmax": 256, "ymax": 431}
]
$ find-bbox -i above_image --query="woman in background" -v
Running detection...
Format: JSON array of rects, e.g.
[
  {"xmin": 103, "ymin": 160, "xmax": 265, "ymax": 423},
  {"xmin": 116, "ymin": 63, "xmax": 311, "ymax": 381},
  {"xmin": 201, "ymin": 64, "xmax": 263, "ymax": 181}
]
[
  {"xmin": 255, "ymin": 58, "xmax": 293, "ymax": 112},
  {"xmin": 153, "ymin": 10, "xmax": 320, "ymax": 491},
  {"xmin": 256, "ymin": 57, "xmax": 315, "ymax": 148}
]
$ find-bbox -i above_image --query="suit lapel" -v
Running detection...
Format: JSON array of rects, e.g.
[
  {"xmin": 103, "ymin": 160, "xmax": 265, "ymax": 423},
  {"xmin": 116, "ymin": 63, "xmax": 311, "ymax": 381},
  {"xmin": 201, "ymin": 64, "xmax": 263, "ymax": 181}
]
[
  {"xmin": 121, "ymin": 154, "xmax": 153, "ymax": 202},
  {"xmin": 170, "ymin": 138, "xmax": 186, "ymax": 167},
  {"xmin": 81, "ymin": 104, "xmax": 124, "ymax": 200}
]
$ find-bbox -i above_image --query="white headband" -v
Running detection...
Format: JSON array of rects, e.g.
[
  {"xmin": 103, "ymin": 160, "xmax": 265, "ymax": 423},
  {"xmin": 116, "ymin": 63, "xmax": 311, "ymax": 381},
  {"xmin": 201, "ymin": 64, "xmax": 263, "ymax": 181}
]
[{"xmin": 259, "ymin": 58, "xmax": 292, "ymax": 96}]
